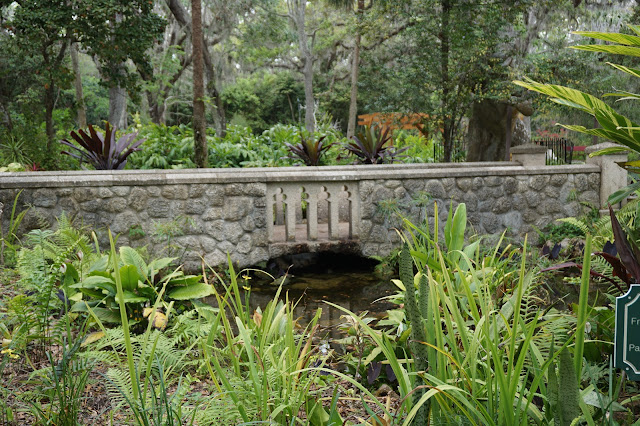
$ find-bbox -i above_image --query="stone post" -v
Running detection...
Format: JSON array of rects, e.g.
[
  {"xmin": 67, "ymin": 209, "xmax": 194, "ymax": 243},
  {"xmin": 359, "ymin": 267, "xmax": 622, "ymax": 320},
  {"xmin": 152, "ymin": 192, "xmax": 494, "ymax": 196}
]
[
  {"xmin": 586, "ymin": 142, "xmax": 628, "ymax": 208},
  {"xmin": 510, "ymin": 143, "xmax": 547, "ymax": 167}
]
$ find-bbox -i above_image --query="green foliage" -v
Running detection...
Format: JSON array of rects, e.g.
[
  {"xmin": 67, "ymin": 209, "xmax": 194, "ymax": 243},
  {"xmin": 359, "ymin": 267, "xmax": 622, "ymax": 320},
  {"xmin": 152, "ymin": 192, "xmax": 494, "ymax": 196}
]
[
  {"xmin": 70, "ymin": 245, "xmax": 213, "ymax": 325},
  {"xmin": 394, "ymin": 131, "xmax": 436, "ymax": 163},
  {"xmin": 128, "ymin": 123, "xmax": 196, "ymax": 169},
  {"xmin": 26, "ymin": 328, "xmax": 94, "ymax": 425},
  {"xmin": 61, "ymin": 122, "xmax": 145, "ymax": 170},
  {"xmin": 515, "ymin": 25, "xmax": 640, "ymax": 205},
  {"xmin": 0, "ymin": 190, "xmax": 30, "ymax": 266},
  {"xmin": 222, "ymin": 71, "xmax": 305, "ymax": 133},
  {"xmin": 200, "ymin": 259, "xmax": 329, "ymax": 424}
]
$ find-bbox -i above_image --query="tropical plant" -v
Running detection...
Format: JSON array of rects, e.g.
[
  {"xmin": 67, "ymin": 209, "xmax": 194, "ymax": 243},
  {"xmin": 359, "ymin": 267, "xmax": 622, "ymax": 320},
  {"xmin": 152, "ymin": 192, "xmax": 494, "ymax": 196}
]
[
  {"xmin": 60, "ymin": 122, "xmax": 145, "ymax": 170},
  {"xmin": 79, "ymin": 231, "xmax": 201, "ymax": 424},
  {"xmin": 70, "ymin": 245, "xmax": 214, "ymax": 325},
  {"xmin": 128, "ymin": 123, "xmax": 196, "ymax": 170},
  {"xmin": 514, "ymin": 24, "xmax": 640, "ymax": 204},
  {"xmin": 286, "ymin": 134, "xmax": 331, "ymax": 166},
  {"xmin": 345, "ymin": 125, "xmax": 408, "ymax": 164},
  {"xmin": 320, "ymin": 204, "xmax": 602, "ymax": 424}
]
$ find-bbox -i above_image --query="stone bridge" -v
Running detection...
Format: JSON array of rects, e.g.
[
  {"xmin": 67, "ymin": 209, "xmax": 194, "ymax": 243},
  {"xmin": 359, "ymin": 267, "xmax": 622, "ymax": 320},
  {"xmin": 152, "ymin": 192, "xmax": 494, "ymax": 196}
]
[{"xmin": 0, "ymin": 144, "xmax": 625, "ymax": 272}]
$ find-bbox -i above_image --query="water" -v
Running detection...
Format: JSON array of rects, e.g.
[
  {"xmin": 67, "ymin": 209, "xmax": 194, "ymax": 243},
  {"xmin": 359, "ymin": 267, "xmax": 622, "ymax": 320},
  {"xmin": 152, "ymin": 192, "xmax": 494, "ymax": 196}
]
[
  {"xmin": 249, "ymin": 271, "xmax": 397, "ymax": 332},
  {"xmin": 244, "ymin": 253, "xmax": 398, "ymax": 338}
]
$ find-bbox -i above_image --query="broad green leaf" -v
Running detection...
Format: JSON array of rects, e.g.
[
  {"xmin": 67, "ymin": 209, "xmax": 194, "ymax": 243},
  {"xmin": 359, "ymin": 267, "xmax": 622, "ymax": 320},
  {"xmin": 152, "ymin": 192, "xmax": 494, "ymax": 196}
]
[
  {"xmin": 608, "ymin": 179, "xmax": 640, "ymax": 205},
  {"xmin": 588, "ymin": 146, "xmax": 630, "ymax": 156},
  {"xmin": 450, "ymin": 203, "xmax": 467, "ymax": 254},
  {"xmin": 167, "ymin": 274, "xmax": 202, "ymax": 287},
  {"xmin": 119, "ymin": 264, "xmax": 140, "ymax": 292},
  {"xmin": 148, "ymin": 257, "xmax": 175, "ymax": 274},
  {"xmin": 70, "ymin": 275, "xmax": 114, "ymax": 289},
  {"xmin": 191, "ymin": 299, "xmax": 219, "ymax": 322},
  {"xmin": 120, "ymin": 246, "xmax": 148, "ymax": 278},
  {"xmin": 572, "ymin": 31, "xmax": 640, "ymax": 46},
  {"xmin": 88, "ymin": 255, "xmax": 109, "ymax": 273},
  {"xmin": 167, "ymin": 282, "xmax": 214, "ymax": 300},
  {"xmin": 606, "ymin": 63, "xmax": 640, "ymax": 79},
  {"xmin": 122, "ymin": 290, "xmax": 147, "ymax": 304},
  {"xmin": 572, "ymin": 44, "xmax": 640, "ymax": 57},
  {"xmin": 513, "ymin": 79, "xmax": 612, "ymax": 115},
  {"xmin": 91, "ymin": 307, "xmax": 122, "ymax": 323}
]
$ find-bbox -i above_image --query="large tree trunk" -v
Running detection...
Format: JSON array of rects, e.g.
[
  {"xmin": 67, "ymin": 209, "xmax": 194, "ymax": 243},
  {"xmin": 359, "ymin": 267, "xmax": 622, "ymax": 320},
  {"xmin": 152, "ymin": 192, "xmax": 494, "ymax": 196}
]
[
  {"xmin": 347, "ymin": 27, "xmax": 361, "ymax": 139},
  {"xmin": 440, "ymin": 0, "xmax": 452, "ymax": 162},
  {"xmin": 466, "ymin": 99, "xmax": 532, "ymax": 161},
  {"xmin": 346, "ymin": 0, "xmax": 364, "ymax": 139},
  {"xmin": 70, "ymin": 43, "xmax": 87, "ymax": 128},
  {"xmin": 108, "ymin": 83, "xmax": 127, "ymax": 129},
  {"xmin": 44, "ymin": 81, "xmax": 56, "ymax": 154},
  {"xmin": 203, "ymin": 49, "xmax": 226, "ymax": 137},
  {"xmin": 192, "ymin": 0, "xmax": 208, "ymax": 168},
  {"xmin": 290, "ymin": 0, "xmax": 315, "ymax": 133}
]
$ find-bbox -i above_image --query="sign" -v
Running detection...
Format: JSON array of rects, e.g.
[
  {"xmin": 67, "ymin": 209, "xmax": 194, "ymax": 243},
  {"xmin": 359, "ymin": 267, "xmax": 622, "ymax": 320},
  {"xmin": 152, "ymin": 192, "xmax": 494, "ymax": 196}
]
[{"xmin": 615, "ymin": 284, "xmax": 640, "ymax": 380}]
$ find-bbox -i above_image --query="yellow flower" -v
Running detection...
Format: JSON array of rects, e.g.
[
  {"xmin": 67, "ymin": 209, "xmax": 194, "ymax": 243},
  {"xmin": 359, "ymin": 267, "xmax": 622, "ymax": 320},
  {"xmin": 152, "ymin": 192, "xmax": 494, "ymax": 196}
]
[
  {"xmin": 241, "ymin": 274, "xmax": 252, "ymax": 280},
  {"xmin": 1, "ymin": 348, "xmax": 20, "ymax": 359}
]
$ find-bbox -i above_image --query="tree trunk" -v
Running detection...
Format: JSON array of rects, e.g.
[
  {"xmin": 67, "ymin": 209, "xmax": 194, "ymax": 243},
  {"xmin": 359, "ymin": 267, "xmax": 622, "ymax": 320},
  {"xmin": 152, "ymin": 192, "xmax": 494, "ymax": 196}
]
[
  {"xmin": 203, "ymin": 49, "xmax": 227, "ymax": 137},
  {"xmin": 440, "ymin": 0, "xmax": 452, "ymax": 162},
  {"xmin": 346, "ymin": 0, "xmax": 364, "ymax": 139},
  {"xmin": 70, "ymin": 42, "xmax": 87, "ymax": 128},
  {"xmin": 290, "ymin": 0, "xmax": 315, "ymax": 133},
  {"xmin": 108, "ymin": 83, "xmax": 128, "ymax": 129},
  {"xmin": 192, "ymin": 0, "xmax": 208, "ymax": 168},
  {"xmin": 44, "ymin": 81, "xmax": 56, "ymax": 154}
]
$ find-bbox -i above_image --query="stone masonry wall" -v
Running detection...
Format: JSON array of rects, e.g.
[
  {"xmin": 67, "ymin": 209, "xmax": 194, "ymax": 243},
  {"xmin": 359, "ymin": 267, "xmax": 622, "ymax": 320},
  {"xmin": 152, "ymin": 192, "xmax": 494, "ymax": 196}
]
[
  {"xmin": 0, "ymin": 162, "xmax": 604, "ymax": 271},
  {"xmin": 358, "ymin": 171, "xmax": 600, "ymax": 257}
]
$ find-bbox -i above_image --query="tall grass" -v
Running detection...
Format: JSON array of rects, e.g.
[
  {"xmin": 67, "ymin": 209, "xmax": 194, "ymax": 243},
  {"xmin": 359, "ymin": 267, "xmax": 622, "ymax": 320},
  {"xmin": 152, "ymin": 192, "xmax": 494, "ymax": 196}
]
[{"xmin": 201, "ymin": 258, "xmax": 327, "ymax": 424}]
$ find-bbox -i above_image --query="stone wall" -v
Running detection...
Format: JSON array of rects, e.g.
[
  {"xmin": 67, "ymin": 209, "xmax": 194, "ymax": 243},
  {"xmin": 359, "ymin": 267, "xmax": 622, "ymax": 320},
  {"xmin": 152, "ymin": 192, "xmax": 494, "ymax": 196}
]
[
  {"xmin": 357, "ymin": 169, "xmax": 600, "ymax": 257},
  {"xmin": 0, "ymin": 159, "xmax": 612, "ymax": 271}
]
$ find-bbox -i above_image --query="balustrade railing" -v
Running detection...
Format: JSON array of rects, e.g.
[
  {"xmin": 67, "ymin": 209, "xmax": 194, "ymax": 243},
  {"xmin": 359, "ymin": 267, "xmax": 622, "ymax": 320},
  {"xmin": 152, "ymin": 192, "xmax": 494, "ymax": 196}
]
[{"xmin": 266, "ymin": 182, "xmax": 360, "ymax": 243}]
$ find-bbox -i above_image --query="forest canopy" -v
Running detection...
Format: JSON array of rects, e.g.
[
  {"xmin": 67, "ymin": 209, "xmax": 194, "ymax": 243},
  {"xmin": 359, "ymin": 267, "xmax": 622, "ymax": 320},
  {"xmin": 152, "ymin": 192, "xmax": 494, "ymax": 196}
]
[{"xmin": 0, "ymin": 0, "xmax": 638, "ymax": 168}]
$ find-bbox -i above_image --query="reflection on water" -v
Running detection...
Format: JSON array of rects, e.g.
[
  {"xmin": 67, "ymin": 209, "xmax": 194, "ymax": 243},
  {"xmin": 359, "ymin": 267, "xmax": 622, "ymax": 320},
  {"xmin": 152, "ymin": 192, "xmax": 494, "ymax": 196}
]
[{"xmin": 248, "ymin": 271, "xmax": 397, "ymax": 334}]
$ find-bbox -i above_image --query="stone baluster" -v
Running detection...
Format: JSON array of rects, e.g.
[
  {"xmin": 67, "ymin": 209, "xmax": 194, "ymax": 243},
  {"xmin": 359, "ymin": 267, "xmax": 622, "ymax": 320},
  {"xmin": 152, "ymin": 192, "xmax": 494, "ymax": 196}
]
[
  {"xmin": 325, "ymin": 183, "xmax": 342, "ymax": 240},
  {"xmin": 281, "ymin": 184, "xmax": 301, "ymax": 241},
  {"xmin": 266, "ymin": 186, "xmax": 278, "ymax": 242},
  {"xmin": 274, "ymin": 192, "xmax": 285, "ymax": 225},
  {"xmin": 304, "ymin": 185, "xmax": 321, "ymax": 241},
  {"xmin": 345, "ymin": 184, "xmax": 359, "ymax": 239}
]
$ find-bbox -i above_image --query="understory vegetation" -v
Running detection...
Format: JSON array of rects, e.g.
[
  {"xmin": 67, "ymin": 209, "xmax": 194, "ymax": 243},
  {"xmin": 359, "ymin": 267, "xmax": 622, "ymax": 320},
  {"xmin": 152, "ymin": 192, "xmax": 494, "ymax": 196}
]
[{"xmin": 1, "ymin": 200, "xmax": 639, "ymax": 425}]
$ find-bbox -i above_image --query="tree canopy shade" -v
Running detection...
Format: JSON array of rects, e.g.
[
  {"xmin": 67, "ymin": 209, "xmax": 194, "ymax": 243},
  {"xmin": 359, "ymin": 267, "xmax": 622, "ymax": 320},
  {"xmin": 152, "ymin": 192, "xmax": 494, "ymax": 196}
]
[{"xmin": 0, "ymin": 0, "xmax": 164, "ymax": 148}]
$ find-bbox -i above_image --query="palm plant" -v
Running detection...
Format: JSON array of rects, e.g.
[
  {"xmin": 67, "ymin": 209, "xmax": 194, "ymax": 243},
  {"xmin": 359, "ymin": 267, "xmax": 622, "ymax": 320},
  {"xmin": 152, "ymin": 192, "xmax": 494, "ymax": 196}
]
[{"xmin": 514, "ymin": 24, "xmax": 640, "ymax": 204}]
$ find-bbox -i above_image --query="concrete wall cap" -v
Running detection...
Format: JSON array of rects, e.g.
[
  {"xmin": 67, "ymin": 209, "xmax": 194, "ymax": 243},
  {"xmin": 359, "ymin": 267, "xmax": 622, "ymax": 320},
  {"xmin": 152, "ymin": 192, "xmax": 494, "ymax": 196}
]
[
  {"xmin": 510, "ymin": 144, "xmax": 547, "ymax": 155},
  {"xmin": 585, "ymin": 142, "xmax": 627, "ymax": 155}
]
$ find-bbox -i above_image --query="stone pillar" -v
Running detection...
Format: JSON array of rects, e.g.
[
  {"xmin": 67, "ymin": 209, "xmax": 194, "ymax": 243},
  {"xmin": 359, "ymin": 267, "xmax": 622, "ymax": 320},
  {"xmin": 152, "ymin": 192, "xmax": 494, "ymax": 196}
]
[
  {"xmin": 304, "ymin": 185, "xmax": 321, "ymax": 241},
  {"xmin": 586, "ymin": 142, "xmax": 628, "ymax": 207},
  {"xmin": 510, "ymin": 143, "xmax": 547, "ymax": 167}
]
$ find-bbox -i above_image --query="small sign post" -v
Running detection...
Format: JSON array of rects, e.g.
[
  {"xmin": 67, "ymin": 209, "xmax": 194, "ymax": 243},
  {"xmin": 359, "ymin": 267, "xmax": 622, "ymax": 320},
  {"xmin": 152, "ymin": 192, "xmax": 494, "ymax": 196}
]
[{"xmin": 615, "ymin": 284, "xmax": 640, "ymax": 380}]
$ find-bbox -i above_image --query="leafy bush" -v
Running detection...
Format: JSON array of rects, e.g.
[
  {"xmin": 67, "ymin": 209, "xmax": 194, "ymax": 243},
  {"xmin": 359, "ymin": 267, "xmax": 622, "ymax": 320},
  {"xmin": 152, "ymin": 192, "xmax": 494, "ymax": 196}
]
[
  {"xmin": 70, "ymin": 246, "xmax": 214, "ymax": 325},
  {"xmin": 128, "ymin": 123, "xmax": 196, "ymax": 169}
]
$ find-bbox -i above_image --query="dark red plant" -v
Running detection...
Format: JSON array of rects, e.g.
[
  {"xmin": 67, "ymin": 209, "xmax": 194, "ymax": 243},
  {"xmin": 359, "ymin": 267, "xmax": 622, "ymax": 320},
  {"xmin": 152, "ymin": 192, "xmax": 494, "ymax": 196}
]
[
  {"xmin": 61, "ymin": 122, "xmax": 145, "ymax": 170},
  {"xmin": 285, "ymin": 135, "xmax": 331, "ymax": 166}
]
